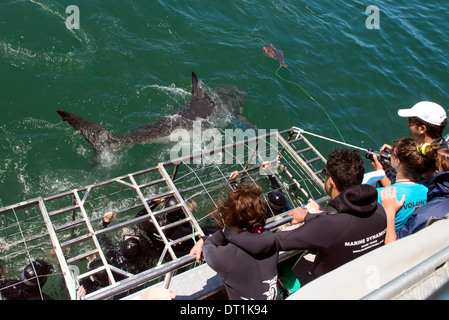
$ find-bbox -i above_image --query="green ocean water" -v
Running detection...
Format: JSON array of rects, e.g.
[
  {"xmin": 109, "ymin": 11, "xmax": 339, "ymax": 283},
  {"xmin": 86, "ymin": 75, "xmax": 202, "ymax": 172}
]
[{"xmin": 1, "ymin": 0, "xmax": 448, "ymax": 299}]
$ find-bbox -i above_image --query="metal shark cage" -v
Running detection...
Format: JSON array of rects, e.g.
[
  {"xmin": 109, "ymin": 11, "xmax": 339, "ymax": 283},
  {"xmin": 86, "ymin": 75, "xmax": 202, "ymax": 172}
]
[{"xmin": 0, "ymin": 128, "xmax": 329, "ymax": 300}]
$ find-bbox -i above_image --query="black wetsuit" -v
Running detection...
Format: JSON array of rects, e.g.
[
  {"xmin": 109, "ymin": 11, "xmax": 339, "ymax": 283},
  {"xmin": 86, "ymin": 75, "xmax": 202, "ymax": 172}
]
[
  {"xmin": 135, "ymin": 200, "xmax": 218, "ymax": 256},
  {"xmin": 266, "ymin": 174, "xmax": 292, "ymax": 216},
  {"xmin": 0, "ymin": 279, "xmax": 52, "ymax": 300},
  {"xmin": 101, "ymin": 216, "xmax": 154, "ymax": 275},
  {"xmin": 230, "ymin": 174, "xmax": 292, "ymax": 216},
  {"xmin": 275, "ymin": 184, "xmax": 387, "ymax": 280},
  {"xmin": 0, "ymin": 259, "xmax": 54, "ymax": 300},
  {"xmin": 133, "ymin": 200, "xmax": 168, "ymax": 251},
  {"xmin": 203, "ymin": 227, "xmax": 282, "ymax": 300}
]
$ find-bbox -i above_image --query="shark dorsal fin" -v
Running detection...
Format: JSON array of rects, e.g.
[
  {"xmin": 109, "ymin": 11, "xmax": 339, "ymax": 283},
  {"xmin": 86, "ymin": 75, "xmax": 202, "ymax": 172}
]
[{"xmin": 192, "ymin": 72, "xmax": 200, "ymax": 96}]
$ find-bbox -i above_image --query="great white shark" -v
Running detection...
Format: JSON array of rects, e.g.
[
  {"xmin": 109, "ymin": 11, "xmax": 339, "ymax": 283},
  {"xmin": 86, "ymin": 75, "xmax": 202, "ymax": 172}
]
[{"xmin": 57, "ymin": 72, "xmax": 250, "ymax": 160}]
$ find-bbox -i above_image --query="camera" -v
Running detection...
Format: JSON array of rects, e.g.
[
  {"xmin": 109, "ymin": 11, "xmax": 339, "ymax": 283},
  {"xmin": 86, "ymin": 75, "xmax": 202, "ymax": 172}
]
[{"xmin": 365, "ymin": 149, "xmax": 391, "ymax": 166}]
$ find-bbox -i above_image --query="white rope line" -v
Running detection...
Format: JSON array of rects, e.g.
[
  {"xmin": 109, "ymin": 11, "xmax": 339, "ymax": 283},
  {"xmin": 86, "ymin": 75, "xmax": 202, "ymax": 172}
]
[
  {"xmin": 180, "ymin": 161, "xmax": 220, "ymax": 209},
  {"xmin": 221, "ymin": 147, "xmax": 260, "ymax": 187}
]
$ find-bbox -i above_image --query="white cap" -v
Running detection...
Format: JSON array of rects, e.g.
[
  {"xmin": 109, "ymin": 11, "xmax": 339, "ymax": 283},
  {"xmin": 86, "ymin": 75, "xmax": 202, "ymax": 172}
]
[{"xmin": 398, "ymin": 101, "xmax": 447, "ymax": 126}]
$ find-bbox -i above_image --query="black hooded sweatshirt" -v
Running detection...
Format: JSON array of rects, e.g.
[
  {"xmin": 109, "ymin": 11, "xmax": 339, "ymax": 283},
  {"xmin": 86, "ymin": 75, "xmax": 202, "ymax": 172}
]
[
  {"xmin": 275, "ymin": 184, "xmax": 387, "ymax": 279},
  {"xmin": 202, "ymin": 227, "xmax": 282, "ymax": 300}
]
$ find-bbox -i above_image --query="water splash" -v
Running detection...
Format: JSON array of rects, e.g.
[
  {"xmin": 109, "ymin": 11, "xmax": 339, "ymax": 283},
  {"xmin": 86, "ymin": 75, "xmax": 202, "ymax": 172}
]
[{"xmin": 136, "ymin": 83, "xmax": 192, "ymax": 98}]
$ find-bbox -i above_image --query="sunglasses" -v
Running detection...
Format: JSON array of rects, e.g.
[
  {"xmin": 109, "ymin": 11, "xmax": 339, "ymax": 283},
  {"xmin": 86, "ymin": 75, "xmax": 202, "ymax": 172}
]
[
  {"xmin": 407, "ymin": 117, "xmax": 425, "ymax": 127},
  {"xmin": 407, "ymin": 117, "xmax": 417, "ymax": 126}
]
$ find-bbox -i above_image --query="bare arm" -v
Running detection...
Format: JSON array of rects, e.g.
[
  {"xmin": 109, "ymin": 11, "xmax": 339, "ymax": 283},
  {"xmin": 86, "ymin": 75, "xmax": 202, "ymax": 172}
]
[{"xmin": 380, "ymin": 187, "xmax": 405, "ymax": 244}]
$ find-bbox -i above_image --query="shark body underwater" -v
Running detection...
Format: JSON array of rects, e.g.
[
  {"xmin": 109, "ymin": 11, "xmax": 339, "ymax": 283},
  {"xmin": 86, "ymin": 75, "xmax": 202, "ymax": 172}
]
[{"xmin": 57, "ymin": 72, "xmax": 249, "ymax": 161}]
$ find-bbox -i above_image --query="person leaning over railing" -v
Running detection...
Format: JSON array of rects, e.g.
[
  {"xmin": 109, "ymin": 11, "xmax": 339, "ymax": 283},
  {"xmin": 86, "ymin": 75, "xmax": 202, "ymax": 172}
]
[
  {"xmin": 272, "ymin": 148, "xmax": 387, "ymax": 282},
  {"xmin": 189, "ymin": 182, "xmax": 282, "ymax": 300}
]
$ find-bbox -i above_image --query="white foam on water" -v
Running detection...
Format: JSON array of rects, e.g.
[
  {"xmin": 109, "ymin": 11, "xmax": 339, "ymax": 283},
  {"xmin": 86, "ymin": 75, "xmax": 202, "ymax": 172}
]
[{"xmin": 136, "ymin": 83, "xmax": 191, "ymax": 98}]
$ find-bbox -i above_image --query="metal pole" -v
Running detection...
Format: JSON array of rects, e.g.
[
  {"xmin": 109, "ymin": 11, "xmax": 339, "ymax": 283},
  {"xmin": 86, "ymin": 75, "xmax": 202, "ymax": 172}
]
[
  {"xmin": 362, "ymin": 246, "xmax": 449, "ymax": 300},
  {"xmin": 276, "ymin": 131, "xmax": 326, "ymax": 191},
  {"xmin": 292, "ymin": 127, "xmax": 369, "ymax": 153},
  {"xmin": 39, "ymin": 198, "xmax": 78, "ymax": 300}
]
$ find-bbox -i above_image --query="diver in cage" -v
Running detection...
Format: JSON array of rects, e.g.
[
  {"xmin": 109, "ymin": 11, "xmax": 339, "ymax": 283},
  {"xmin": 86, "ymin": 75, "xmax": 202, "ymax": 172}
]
[
  {"xmin": 260, "ymin": 161, "xmax": 292, "ymax": 216},
  {"xmin": 77, "ymin": 255, "xmax": 128, "ymax": 299},
  {"xmin": 134, "ymin": 196, "xmax": 190, "ymax": 245},
  {"xmin": 135, "ymin": 195, "xmax": 218, "ymax": 254},
  {"xmin": 260, "ymin": 161, "xmax": 298, "ymax": 296},
  {"xmin": 228, "ymin": 162, "xmax": 292, "ymax": 218},
  {"xmin": 131, "ymin": 197, "xmax": 168, "ymax": 247},
  {"xmin": 100, "ymin": 211, "xmax": 156, "ymax": 275},
  {"xmin": 0, "ymin": 259, "xmax": 54, "ymax": 300},
  {"xmin": 134, "ymin": 196, "xmax": 188, "ymax": 237},
  {"xmin": 99, "ymin": 196, "xmax": 205, "ymax": 274}
]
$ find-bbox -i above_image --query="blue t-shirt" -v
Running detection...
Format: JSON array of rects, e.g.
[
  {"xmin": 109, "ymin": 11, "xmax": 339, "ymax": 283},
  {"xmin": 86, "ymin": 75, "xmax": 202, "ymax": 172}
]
[{"xmin": 377, "ymin": 182, "xmax": 428, "ymax": 231}]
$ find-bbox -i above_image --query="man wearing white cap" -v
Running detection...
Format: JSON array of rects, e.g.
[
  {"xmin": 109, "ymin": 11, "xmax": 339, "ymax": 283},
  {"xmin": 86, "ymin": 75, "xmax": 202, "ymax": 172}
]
[
  {"xmin": 374, "ymin": 101, "xmax": 447, "ymax": 187},
  {"xmin": 397, "ymin": 101, "xmax": 448, "ymax": 148}
]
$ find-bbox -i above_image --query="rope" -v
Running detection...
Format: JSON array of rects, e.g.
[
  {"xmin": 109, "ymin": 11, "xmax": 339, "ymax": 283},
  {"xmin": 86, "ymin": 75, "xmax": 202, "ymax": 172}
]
[
  {"xmin": 274, "ymin": 65, "xmax": 347, "ymax": 143},
  {"xmin": 182, "ymin": 161, "xmax": 220, "ymax": 209},
  {"xmin": 70, "ymin": 268, "xmax": 84, "ymax": 300}
]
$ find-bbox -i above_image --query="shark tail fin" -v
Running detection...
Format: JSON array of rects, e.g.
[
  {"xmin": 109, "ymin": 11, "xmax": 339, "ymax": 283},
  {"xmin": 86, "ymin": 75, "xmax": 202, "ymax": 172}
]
[{"xmin": 57, "ymin": 110, "xmax": 121, "ymax": 155}]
